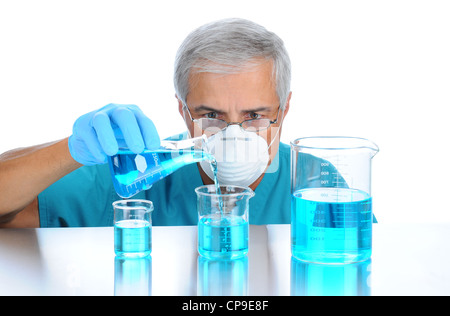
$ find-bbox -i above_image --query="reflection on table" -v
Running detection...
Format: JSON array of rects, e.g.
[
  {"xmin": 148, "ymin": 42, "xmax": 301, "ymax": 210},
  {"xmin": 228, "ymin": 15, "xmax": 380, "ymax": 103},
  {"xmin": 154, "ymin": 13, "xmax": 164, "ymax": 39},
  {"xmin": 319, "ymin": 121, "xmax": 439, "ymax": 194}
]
[
  {"xmin": 1, "ymin": 224, "xmax": 450, "ymax": 295},
  {"xmin": 290, "ymin": 258, "xmax": 371, "ymax": 296},
  {"xmin": 114, "ymin": 256, "xmax": 152, "ymax": 296},
  {"xmin": 114, "ymin": 255, "xmax": 250, "ymax": 296},
  {"xmin": 113, "ymin": 255, "xmax": 371, "ymax": 297},
  {"xmin": 197, "ymin": 256, "xmax": 248, "ymax": 296}
]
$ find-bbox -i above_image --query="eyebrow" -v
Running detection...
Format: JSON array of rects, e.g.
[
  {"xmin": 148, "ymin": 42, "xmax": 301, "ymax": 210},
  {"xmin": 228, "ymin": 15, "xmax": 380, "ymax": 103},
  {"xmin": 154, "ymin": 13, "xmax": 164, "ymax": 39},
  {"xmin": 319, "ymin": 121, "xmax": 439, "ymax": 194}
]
[
  {"xmin": 192, "ymin": 105, "xmax": 222, "ymax": 113},
  {"xmin": 241, "ymin": 106, "xmax": 272, "ymax": 113},
  {"xmin": 192, "ymin": 105, "xmax": 273, "ymax": 113}
]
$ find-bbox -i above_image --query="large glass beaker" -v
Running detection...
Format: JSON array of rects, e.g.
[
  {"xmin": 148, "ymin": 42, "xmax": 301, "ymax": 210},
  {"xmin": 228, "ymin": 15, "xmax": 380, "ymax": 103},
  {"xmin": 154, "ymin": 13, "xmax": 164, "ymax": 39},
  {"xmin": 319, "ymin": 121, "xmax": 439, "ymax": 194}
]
[{"xmin": 290, "ymin": 136, "xmax": 378, "ymax": 264}]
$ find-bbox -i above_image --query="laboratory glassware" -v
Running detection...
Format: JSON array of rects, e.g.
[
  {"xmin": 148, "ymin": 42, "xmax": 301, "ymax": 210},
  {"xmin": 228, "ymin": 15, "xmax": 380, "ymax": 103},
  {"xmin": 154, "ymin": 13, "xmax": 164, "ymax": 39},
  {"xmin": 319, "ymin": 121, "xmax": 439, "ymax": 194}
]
[
  {"xmin": 108, "ymin": 135, "xmax": 214, "ymax": 198},
  {"xmin": 291, "ymin": 136, "xmax": 379, "ymax": 264},
  {"xmin": 196, "ymin": 185, "xmax": 254, "ymax": 260},
  {"xmin": 113, "ymin": 199, "xmax": 153, "ymax": 258}
]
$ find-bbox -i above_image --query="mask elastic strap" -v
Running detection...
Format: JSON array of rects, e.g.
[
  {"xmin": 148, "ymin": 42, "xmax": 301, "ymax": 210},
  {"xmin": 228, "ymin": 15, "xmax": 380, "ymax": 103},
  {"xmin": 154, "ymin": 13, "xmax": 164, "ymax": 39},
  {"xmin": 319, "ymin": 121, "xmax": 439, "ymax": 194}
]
[
  {"xmin": 265, "ymin": 108, "xmax": 286, "ymax": 151},
  {"xmin": 267, "ymin": 125, "xmax": 281, "ymax": 149}
]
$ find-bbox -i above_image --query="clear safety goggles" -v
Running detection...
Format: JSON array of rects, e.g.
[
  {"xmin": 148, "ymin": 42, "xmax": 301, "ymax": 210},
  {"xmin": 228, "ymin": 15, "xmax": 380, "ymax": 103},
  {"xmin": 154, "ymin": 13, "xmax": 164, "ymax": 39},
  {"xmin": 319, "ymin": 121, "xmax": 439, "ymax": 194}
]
[{"xmin": 183, "ymin": 104, "xmax": 281, "ymax": 133}]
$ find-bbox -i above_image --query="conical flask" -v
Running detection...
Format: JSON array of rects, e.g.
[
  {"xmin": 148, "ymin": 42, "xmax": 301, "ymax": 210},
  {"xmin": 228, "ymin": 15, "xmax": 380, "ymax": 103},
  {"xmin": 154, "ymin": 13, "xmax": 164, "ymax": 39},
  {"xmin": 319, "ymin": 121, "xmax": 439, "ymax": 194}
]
[{"xmin": 108, "ymin": 135, "xmax": 212, "ymax": 198}]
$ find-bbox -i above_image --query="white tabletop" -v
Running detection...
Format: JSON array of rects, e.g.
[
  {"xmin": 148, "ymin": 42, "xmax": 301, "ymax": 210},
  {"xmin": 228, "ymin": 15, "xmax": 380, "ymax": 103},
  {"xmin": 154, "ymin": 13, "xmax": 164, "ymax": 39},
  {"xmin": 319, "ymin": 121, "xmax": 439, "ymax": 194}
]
[{"xmin": 0, "ymin": 223, "xmax": 449, "ymax": 296}]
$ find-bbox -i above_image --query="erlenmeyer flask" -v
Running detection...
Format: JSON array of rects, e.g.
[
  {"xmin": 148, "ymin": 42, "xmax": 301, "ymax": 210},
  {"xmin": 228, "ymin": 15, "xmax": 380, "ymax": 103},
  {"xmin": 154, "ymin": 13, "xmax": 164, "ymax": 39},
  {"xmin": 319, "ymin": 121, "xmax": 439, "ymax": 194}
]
[{"xmin": 108, "ymin": 135, "xmax": 213, "ymax": 198}]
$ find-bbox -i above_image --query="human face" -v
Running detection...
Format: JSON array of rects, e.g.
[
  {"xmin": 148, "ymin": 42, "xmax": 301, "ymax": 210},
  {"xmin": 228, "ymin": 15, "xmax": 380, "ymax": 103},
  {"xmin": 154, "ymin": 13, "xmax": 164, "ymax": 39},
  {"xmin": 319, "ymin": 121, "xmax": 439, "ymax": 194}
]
[{"xmin": 177, "ymin": 60, "xmax": 291, "ymax": 187}]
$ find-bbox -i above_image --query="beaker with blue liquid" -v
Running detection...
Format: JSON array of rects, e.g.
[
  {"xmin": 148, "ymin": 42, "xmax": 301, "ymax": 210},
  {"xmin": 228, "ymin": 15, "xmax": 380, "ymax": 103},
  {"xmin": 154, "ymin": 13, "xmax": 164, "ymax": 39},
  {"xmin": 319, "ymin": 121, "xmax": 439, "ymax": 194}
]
[
  {"xmin": 196, "ymin": 185, "xmax": 254, "ymax": 260},
  {"xmin": 108, "ymin": 135, "xmax": 214, "ymax": 198},
  {"xmin": 290, "ymin": 137, "xmax": 379, "ymax": 264},
  {"xmin": 113, "ymin": 199, "xmax": 153, "ymax": 258}
]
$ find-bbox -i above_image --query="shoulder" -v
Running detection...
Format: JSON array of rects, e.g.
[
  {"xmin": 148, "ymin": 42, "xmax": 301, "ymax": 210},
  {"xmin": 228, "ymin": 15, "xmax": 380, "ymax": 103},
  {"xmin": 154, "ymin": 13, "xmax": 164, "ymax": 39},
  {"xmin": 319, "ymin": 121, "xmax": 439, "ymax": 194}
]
[
  {"xmin": 277, "ymin": 141, "xmax": 291, "ymax": 168},
  {"xmin": 279, "ymin": 142, "xmax": 290, "ymax": 158}
]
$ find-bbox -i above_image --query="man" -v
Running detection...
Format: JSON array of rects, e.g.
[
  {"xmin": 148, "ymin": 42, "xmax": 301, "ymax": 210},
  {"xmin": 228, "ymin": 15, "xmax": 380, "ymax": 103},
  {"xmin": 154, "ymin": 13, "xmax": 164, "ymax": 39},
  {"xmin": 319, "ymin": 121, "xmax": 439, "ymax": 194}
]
[{"xmin": 0, "ymin": 18, "xmax": 292, "ymax": 227}]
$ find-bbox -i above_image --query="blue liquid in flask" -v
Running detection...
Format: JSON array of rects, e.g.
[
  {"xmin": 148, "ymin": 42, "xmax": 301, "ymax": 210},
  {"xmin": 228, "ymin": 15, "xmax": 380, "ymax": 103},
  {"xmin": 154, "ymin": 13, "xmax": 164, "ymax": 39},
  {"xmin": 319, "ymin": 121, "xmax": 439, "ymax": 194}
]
[
  {"xmin": 291, "ymin": 188, "xmax": 372, "ymax": 264},
  {"xmin": 198, "ymin": 215, "xmax": 248, "ymax": 260},
  {"xmin": 108, "ymin": 149, "xmax": 215, "ymax": 198},
  {"xmin": 114, "ymin": 219, "xmax": 152, "ymax": 258}
]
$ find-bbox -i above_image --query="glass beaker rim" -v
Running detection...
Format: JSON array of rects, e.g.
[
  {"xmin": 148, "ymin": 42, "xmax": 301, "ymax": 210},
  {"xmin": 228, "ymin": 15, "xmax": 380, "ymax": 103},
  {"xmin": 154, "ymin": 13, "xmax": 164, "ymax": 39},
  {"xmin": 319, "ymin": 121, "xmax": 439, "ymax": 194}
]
[
  {"xmin": 112, "ymin": 199, "xmax": 154, "ymax": 212},
  {"xmin": 195, "ymin": 184, "xmax": 255, "ymax": 198},
  {"xmin": 290, "ymin": 136, "xmax": 379, "ymax": 152}
]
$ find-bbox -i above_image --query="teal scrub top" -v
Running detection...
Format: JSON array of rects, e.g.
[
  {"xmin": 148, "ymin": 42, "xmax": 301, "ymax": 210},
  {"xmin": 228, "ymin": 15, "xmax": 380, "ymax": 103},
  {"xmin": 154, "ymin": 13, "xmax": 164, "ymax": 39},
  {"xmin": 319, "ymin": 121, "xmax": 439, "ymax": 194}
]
[{"xmin": 38, "ymin": 142, "xmax": 292, "ymax": 227}]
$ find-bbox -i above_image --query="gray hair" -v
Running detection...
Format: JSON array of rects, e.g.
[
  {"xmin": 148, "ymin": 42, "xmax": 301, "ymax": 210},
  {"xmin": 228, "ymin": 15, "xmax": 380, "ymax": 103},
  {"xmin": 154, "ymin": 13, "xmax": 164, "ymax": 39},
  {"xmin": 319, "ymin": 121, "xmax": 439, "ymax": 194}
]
[{"xmin": 174, "ymin": 18, "xmax": 291, "ymax": 109}]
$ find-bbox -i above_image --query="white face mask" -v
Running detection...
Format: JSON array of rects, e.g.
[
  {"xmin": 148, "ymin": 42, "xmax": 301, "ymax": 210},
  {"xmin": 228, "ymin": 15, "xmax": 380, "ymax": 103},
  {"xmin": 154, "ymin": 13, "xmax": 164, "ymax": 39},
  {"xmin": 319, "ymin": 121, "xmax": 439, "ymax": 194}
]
[{"xmin": 199, "ymin": 125, "xmax": 271, "ymax": 187}]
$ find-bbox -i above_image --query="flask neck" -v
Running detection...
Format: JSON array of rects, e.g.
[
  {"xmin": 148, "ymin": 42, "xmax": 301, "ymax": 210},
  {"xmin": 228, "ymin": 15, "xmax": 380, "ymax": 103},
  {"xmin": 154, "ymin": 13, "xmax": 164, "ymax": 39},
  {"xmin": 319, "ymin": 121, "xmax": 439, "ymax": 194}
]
[{"xmin": 159, "ymin": 134, "xmax": 207, "ymax": 151}]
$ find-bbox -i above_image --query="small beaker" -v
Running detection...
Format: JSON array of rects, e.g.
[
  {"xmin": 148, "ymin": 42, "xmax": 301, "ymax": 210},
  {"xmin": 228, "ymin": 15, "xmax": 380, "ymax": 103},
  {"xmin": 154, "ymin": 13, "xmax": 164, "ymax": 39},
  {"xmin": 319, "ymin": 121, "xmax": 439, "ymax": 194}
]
[
  {"xmin": 195, "ymin": 185, "xmax": 254, "ymax": 260},
  {"xmin": 291, "ymin": 137, "xmax": 378, "ymax": 264},
  {"xmin": 113, "ymin": 199, "xmax": 153, "ymax": 258}
]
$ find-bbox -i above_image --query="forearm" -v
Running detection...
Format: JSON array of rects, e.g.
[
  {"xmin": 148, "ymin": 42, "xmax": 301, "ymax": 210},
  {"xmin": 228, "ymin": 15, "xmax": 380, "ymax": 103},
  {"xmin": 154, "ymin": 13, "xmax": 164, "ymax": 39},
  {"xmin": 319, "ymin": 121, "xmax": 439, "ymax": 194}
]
[{"xmin": 0, "ymin": 138, "xmax": 82, "ymax": 216}]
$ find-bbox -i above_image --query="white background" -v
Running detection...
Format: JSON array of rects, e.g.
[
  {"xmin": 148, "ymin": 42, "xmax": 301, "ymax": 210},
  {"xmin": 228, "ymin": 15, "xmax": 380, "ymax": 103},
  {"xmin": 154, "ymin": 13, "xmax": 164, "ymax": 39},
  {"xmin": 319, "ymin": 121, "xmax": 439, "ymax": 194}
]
[{"xmin": 0, "ymin": 0, "xmax": 449, "ymax": 224}]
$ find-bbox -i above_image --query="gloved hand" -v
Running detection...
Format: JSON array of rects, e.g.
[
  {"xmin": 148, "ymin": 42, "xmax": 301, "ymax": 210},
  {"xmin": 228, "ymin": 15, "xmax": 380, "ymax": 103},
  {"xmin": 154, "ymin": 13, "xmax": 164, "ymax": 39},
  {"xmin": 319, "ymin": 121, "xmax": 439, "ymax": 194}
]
[{"xmin": 68, "ymin": 103, "xmax": 160, "ymax": 165}]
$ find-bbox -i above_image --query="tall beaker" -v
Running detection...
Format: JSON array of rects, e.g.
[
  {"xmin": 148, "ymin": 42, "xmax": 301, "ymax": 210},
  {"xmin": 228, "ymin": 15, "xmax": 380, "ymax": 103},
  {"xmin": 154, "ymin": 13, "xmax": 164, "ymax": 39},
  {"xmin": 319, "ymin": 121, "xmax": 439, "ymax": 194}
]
[{"xmin": 291, "ymin": 136, "xmax": 378, "ymax": 264}]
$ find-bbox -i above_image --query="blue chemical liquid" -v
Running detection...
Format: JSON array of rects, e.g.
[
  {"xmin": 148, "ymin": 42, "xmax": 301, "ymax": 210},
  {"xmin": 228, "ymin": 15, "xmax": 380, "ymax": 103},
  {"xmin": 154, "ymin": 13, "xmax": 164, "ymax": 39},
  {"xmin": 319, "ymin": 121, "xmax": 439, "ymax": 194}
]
[
  {"xmin": 114, "ymin": 219, "xmax": 151, "ymax": 258},
  {"xmin": 108, "ymin": 149, "xmax": 216, "ymax": 199},
  {"xmin": 198, "ymin": 215, "xmax": 248, "ymax": 260},
  {"xmin": 291, "ymin": 188, "xmax": 372, "ymax": 264}
]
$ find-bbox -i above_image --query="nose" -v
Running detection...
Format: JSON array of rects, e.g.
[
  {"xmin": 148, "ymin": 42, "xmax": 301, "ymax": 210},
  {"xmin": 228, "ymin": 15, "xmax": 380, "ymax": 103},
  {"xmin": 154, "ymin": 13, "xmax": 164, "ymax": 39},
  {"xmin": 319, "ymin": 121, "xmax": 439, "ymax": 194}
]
[
  {"xmin": 222, "ymin": 124, "xmax": 249, "ymax": 140},
  {"xmin": 225, "ymin": 121, "xmax": 246, "ymax": 132},
  {"xmin": 225, "ymin": 109, "xmax": 243, "ymax": 125}
]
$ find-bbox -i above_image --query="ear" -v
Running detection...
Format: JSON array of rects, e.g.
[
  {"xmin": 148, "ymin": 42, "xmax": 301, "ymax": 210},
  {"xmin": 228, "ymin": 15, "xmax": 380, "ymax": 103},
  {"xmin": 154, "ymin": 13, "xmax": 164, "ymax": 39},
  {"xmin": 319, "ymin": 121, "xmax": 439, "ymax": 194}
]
[
  {"xmin": 176, "ymin": 94, "xmax": 184, "ymax": 116},
  {"xmin": 176, "ymin": 95, "xmax": 193, "ymax": 135}
]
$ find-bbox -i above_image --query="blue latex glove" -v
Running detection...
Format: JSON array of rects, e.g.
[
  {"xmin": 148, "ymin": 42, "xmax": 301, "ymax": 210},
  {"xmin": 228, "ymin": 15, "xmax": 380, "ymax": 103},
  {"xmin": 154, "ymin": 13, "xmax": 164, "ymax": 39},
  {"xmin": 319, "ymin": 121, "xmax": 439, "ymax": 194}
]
[{"xmin": 68, "ymin": 103, "xmax": 160, "ymax": 165}]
